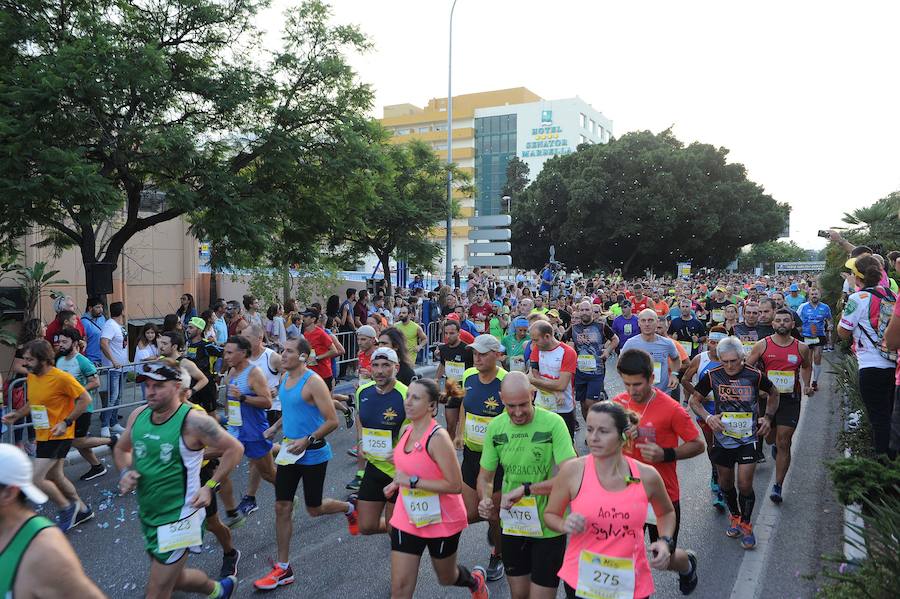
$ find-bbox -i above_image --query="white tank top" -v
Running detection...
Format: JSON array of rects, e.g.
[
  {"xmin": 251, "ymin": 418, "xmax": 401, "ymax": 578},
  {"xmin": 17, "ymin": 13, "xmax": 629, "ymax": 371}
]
[
  {"xmin": 693, "ymin": 351, "xmax": 713, "ymax": 385},
  {"xmin": 249, "ymin": 347, "xmax": 281, "ymax": 410}
]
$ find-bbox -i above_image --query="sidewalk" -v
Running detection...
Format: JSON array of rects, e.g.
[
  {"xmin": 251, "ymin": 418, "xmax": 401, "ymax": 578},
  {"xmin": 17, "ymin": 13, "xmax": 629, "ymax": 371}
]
[{"xmin": 63, "ymin": 363, "xmax": 438, "ymax": 466}]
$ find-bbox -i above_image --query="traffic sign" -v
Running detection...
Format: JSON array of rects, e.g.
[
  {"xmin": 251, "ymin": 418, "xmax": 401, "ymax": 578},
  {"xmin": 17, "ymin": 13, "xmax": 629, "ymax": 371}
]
[
  {"xmin": 467, "ymin": 228, "xmax": 511, "ymax": 241},
  {"xmin": 468, "ymin": 255, "xmax": 513, "ymax": 267},
  {"xmin": 469, "ymin": 215, "xmax": 512, "ymax": 228},
  {"xmin": 468, "ymin": 242, "xmax": 511, "ymax": 254}
]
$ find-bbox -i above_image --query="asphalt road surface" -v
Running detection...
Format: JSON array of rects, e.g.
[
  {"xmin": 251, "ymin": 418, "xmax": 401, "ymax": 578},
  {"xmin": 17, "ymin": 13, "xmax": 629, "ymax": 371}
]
[{"xmin": 54, "ymin": 357, "xmax": 844, "ymax": 598}]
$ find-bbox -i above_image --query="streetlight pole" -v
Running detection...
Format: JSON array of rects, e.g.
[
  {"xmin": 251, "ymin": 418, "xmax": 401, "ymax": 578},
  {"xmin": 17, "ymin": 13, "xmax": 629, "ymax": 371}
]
[{"xmin": 445, "ymin": 0, "xmax": 458, "ymax": 287}]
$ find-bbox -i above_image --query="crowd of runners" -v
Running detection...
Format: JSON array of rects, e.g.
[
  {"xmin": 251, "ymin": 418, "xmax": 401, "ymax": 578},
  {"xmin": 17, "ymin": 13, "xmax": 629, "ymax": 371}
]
[{"xmin": 3, "ymin": 232, "xmax": 900, "ymax": 598}]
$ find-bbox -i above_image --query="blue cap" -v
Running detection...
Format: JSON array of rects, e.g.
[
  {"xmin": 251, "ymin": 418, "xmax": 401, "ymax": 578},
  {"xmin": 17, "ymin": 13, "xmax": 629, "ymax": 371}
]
[
  {"xmin": 513, "ymin": 318, "xmax": 529, "ymax": 329},
  {"xmin": 789, "ymin": 283, "xmax": 799, "ymax": 292},
  {"xmin": 492, "ymin": 300, "xmax": 502, "ymax": 307}
]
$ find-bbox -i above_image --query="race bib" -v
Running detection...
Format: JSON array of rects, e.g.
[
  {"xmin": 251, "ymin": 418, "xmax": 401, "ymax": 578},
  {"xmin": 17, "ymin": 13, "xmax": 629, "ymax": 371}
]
[
  {"xmin": 679, "ymin": 341, "xmax": 693, "ymax": 356},
  {"xmin": 741, "ymin": 340, "xmax": 756, "ymax": 353},
  {"xmin": 576, "ymin": 551, "xmax": 636, "ymax": 599},
  {"xmin": 445, "ymin": 361, "xmax": 465, "ymax": 381},
  {"xmin": 623, "ymin": 324, "xmax": 633, "ymax": 335},
  {"xmin": 31, "ymin": 405, "xmax": 51, "ymax": 430},
  {"xmin": 509, "ymin": 355, "xmax": 526, "ymax": 372},
  {"xmin": 535, "ymin": 389, "xmax": 559, "ymax": 411},
  {"xmin": 721, "ymin": 412, "xmax": 754, "ymax": 439},
  {"xmin": 712, "ymin": 309, "xmax": 725, "ymax": 323},
  {"xmin": 400, "ymin": 488, "xmax": 442, "ymax": 528},
  {"xmin": 768, "ymin": 370, "xmax": 796, "ymax": 394},
  {"xmin": 464, "ymin": 413, "xmax": 492, "ymax": 445},
  {"xmin": 652, "ymin": 361, "xmax": 662, "ymax": 383},
  {"xmin": 500, "ymin": 496, "xmax": 542, "ymax": 537},
  {"xmin": 361, "ymin": 427, "xmax": 393, "ymax": 460},
  {"xmin": 274, "ymin": 438, "xmax": 306, "ymax": 465},
  {"xmin": 226, "ymin": 400, "xmax": 242, "ymax": 427},
  {"xmin": 156, "ymin": 510, "xmax": 204, "ymax": 553},
  {"xmin": 578, "ymin": 354, "xmax": 597, "ymax": 372}
]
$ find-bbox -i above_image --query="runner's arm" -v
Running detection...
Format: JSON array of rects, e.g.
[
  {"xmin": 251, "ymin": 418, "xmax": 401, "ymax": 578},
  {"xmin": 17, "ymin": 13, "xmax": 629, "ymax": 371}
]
[
  {"xmin": 528, "ymin": 370, "xmax": 573, "ymax": 392},
  {"xmin": 329, "ymin": 333, "xmax": 345, "ymax": 358},
  {"xmin": 18, "ymin": 529, "xmax": 107, "ymax": 599},
  {"xmin": 416, "ymin": 324, "xmax": 427, "ymax": 349},
  {"xmin": 408, "ymin": 427, "xmax": 463, "ymax": 494},
  {"xmin": 745, "ymin": 339, "xmax": 766, "ymax": 366},
  {"xmin": 244, "ymin": 367, "xmax": 272, "ymax": 409},
  {"xmin": 681, "ymin": 355, "xmax": 701, "ymax": 396},
  {"xmin": 799, "ymin": 343, "xmax": 813, "ymax": 392},
  {"xmin": 181, "ymin": 359, "xmax": 209, "ymax": 394},
  {"xmin": 305, "ymin": 374, "xmax": 340, "ymax": 440},
  {"xmin": 885, "ymin": 309, "xmax": 900, "ymax": 351},
  {"xmin": 185, "ymin": 410, "xmax": 244, "ymax": 486},
  {"xmin": 544, "ymin": 459, "xmax": 578, "ymax": 533}
]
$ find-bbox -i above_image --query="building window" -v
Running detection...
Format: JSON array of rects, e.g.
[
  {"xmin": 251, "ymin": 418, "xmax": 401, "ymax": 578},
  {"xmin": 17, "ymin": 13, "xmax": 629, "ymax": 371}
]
[
  {"xmin": 418, "ymin": 126, "xmax": 430, "ymax": 133},
  {"xmin": 434, "ymin": 124, "xmax": 446, "ymax": 132},
  {"xmin": 579, "ymin": 134, "xmax": 585, "ymax": 145},
  {"xmin": 579, "ymin": 113, "xmax": 586, "ymax": 128},
  {"xmin": 474, "ymin": 113, "xmax": 517, "ymax": 216},
  {"xmin": 589, "ymin": 119, "xmax": 595, "ymax": 134}
]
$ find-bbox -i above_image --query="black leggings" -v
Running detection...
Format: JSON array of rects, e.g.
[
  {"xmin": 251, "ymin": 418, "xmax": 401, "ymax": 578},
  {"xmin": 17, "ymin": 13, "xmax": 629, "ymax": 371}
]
[{"xmin": 858, "ymin": 367, "xmax": 896, "ymax": 457}]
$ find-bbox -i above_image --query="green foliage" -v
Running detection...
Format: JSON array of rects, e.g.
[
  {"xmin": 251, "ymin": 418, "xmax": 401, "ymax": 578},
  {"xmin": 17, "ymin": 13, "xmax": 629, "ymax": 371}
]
[
  {"xmin": 828, "ymin": 352, "xmax": 874, "ymax": 458},
  {"xmin": 509, "ymin": 129, "xmax": 789, "ymax": 274},
  {"xmin": 817, "ymin": 489, "xmax": 900, "ymax": 599},
  {"xmin": 0, "ymin": 0, "xmax": 372, "ymax": 293},
  {"xmin": 14, "ymin": 261, "xmax": 68, "ymax": 322},
  {"xmin": 237, "ymin": 258, "xmax": 343, "ymax": 307},
  {"xmin": 826, "ymin": 457, "xmax": 900, "ymax": 506},
  {"xmin": 334, "ymin": 137, "xmax": 471, "ymax": 296},
  {"xmin": 502, "ymin": 156, "xmax": 530, "ymax": 203},
  {"xmin": 739, "ymin": 240, "xmax": 811, "ymax": 273}
]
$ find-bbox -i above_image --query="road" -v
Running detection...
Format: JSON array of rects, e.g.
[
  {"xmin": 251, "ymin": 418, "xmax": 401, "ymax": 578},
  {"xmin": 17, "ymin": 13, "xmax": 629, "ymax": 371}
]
[{"xmin": 55, "ymin": 358, "xmax": 844, "ymax": 598}]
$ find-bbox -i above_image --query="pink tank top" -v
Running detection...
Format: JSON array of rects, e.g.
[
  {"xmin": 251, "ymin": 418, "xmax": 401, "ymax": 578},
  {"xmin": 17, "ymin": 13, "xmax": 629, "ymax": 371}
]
[
  {"xmin": 558, "ymin": 455, "xmax": 654, "ymax": 598},
  {"xmin": 389, "ymin": 419, "xmax": 468, "ymax": 538}
]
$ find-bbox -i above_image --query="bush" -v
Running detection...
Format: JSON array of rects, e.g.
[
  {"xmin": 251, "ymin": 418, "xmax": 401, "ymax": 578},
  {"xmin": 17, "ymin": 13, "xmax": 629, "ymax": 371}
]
[
  {"xmin": 828, "ymin": 352, "xmax": 874, "ymax": 458},
  {"xmin": 826, "ymin": 457, "xmax": 900, "ymax": 506}
]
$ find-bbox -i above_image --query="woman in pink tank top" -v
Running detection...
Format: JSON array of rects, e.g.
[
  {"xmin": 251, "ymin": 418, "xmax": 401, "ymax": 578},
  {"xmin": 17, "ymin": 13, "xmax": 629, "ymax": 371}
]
[
  {"xmin": 383, "ymin": 379, "xmax": 489, "ymax": 599},
  {"xmin": 545, "ymin": 401, "xmax": 684, "ymax": 599}
]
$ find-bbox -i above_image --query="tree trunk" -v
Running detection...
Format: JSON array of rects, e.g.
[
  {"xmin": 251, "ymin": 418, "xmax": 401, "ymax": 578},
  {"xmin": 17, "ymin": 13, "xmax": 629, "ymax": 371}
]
[
  {"xmin": 378, "ymin": 252, "xmax": 393, "ymax": 298},
  {"xmin": 282, "ymin": 264, "xmax": 291, "ymax": 304},
  {"xmin": 208, "ymin": 268, "xmax": 218, "ymax": 309}
]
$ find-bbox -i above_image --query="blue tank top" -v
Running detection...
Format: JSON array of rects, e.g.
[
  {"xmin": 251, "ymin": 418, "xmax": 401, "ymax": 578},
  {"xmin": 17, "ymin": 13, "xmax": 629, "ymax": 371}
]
[
  {"xmin": 279, "ymin": 370, "xmax": 332, "ymax": 465},
  {"xmin": 231, "ymin": 364, "xmax": 268, "ymax": 442}
]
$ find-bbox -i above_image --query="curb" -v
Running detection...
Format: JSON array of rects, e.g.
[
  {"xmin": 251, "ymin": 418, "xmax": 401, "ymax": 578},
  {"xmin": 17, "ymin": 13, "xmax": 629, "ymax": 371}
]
[{"xmin": 64, "ymin": 364, "xmax": 438, "ymax": 467}]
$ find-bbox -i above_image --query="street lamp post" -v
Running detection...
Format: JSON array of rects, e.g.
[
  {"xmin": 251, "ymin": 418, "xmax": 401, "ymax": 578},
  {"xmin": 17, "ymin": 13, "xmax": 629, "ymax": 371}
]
[
  {"xmin": 445, "ymin": 0, "xmax": 458, "ymax": 287},
  {"xmin": 502, "ymin": 195, "xmax": 511, "ymax": 214}
]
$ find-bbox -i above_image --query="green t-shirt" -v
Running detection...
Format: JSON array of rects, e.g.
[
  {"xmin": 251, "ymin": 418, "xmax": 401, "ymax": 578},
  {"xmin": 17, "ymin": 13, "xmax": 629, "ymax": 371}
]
[
  {"xmin": 609, "ymin": 304, "xmax": 623, "ymax": 317},
  {"xmin": 480, "ymin": 408, "xmax": 577, "ymax": 538},
  {"xmin": 489, "ymin": 317, "xmax": 505, "ymax": 341},
  {"xmin": 55, "ymin": 353, "xmax": 97, "ymax": 413},
  {"xmin": 501, "ymin": 334, "xmax": 527, "ymax": 358}
]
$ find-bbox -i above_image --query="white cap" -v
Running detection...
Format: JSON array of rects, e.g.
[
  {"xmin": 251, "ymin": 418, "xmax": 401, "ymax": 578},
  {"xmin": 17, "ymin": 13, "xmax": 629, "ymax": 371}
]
[
  {"xmin": 357, "ymin": 325, "xmax": 377, "ymax": 339},
  {"xmin": 371, "ymin": 347, "xmax": 399, "ymax": 364},
  {"xmin": 0, "ymin": 445, "xmax": 48, "ymax": 504},
  {"xmin": 468, "ymin": 334, "xmax": 503, "ymax": 354}
]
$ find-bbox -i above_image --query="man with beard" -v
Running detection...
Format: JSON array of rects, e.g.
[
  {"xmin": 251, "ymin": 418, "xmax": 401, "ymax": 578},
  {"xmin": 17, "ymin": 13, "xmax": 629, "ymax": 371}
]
[
  {"xmin": 435, "ymin": 319, "xmax": 474, "ymax": 440},
  {"xmin": 566, "ymin": 300, "xmax": 618, "ymax": 420},
  {"xmin": 184, "ymin": 317, "xmax": 223, "ymax": 414},
  {"xmin": 394, "ymin": 305, "xmax": 427, "ymax": 365},
  {"xmin": 734, "ymin": 302, "xmax": 767, "ymax": 355}
]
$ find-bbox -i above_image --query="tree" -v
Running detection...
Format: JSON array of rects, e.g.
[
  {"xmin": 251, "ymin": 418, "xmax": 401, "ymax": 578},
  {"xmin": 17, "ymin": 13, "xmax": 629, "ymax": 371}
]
[
  {"xmin": 510, "ymin": 129, "xmax": 789, "ymax": 274},
  {"xmin": 334, "ymin": 137, "xmax": 471, "ymax": 297},
  {"xmin": 739, "ymin": 240, "xmax": 810, "ymax": 273},
  {"xmin": 501, "ymin": 156, "xmax": 530, "ymax": 212},
  {"xmin": 0, "ymin": 0, "xmax": 372, "ymax": 297}
]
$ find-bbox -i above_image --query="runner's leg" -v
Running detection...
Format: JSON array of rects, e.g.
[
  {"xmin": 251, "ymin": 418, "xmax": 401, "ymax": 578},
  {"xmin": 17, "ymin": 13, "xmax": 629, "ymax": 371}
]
[
  {"xmin": 32, "ymin": 457, "xmax": 69, "ymax": 508},
  {"xmin": 774, "ymin": 425, "xmax": 795, "ymax": 486}
]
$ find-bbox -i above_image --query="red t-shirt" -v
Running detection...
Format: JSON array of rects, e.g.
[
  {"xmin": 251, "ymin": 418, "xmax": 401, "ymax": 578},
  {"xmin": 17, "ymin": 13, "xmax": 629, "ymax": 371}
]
[
  {"xmin": 631, "ymin": 296, "xmax": 651, "ymax": 313},
  {"xmin": 305, "ymin": 326, "xmax": 334, "ymax": 379},
  {"xmin": 45, "ymin": 316, "xmax": 86, "ymax": 342},
  {"xmin": 611, "ymin": 388, "xmax": 699, "ymax": 502},
  {"xmin": 358, "ymin": 350, "xmax": 372, "ymax": 371},
  {"xmin": 468, "ymin": 302, "xmax": 492, "ymax": 333}
]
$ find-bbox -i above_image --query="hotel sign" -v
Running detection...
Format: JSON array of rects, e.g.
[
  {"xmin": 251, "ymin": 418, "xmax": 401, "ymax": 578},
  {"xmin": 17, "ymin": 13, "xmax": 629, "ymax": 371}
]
[{"xmin": 521, "ymin": 111, "xmax": 573, "ymax": 158}]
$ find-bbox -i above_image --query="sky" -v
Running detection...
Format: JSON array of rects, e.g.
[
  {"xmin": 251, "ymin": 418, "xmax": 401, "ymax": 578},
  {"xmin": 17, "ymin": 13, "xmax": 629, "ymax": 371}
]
[{"xmin": 259, "ymin": 0, "xmax": 900, "ymax": 250}]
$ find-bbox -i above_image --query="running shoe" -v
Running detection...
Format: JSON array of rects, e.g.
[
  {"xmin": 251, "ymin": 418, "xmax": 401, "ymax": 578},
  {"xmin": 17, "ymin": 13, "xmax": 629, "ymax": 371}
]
[
  {"xmin": 343, "ymin": 404, "xmax": 355, "ymax": 429},
  {"xmin": 678, "ymin": 550, "xmax": 699, "ymax": 595},
  {"xmin": 218, "ymin": 575, "xmax": 237, "ymax": 598},
  {"xmin": 712, "ymin": 491, "xmax": 726, "ymax": 513},
  {"xmin": 769, "ymin": 483, "xmax": 783, "ymax": 504},
  {"xmin": 740, "ymin": 522, "xmax": 756, "ymax": 549},
  {"xmin": 254, "ymin": 560, "xmax": 295, "ymax": 590},
  {"xmin": 236, "ymin": 495, "xmax": 258, "ymax": 517},
  {"xmin": 72, "ymin": 504, "xmax": 94, "ymax": 528},
  {"xmin": 725, "ymin": 515, "xmax": 742, "ymax": 538},
  {"xmin": 471, "ymin": 566, "xmax": 489, "ymax": 599},
  {"xmin": 224, "ymin": 511, "xmax": 246, "ymax": 529},
  {"xmin": 345, "ymin": 474, "xmax": 362, "ymax": 491},
  {"xmin": 79, "ymin": 464, "xmax": 107, "ymax": 481},
  {"xmin": 56, "ymin": 502, "xmax": 78, "ymax": 532},
  {"xmin": 347, "ymin": 445, "xmax": 359, "ymax": 458},
  {"xmin": 486, "ymin": 552, "xmax": 504, "ymax": 581},
  {"xmin": 346, "ymin": 505, "xmax": 359, "ymax": 536},
  {"xmin": 219, "ymin": 549, "xmax": 241, "ymax": 579}
]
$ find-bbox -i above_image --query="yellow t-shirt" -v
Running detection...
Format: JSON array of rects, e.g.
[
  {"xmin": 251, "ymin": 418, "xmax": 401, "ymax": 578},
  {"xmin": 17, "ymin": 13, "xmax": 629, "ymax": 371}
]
[
  {"xmin": 394, "ymin": 320, "xmax": 421, "ymax": 363},
  {"xmin": 27, "ymin": 367, "xmax": 86, "ymax": 442}
]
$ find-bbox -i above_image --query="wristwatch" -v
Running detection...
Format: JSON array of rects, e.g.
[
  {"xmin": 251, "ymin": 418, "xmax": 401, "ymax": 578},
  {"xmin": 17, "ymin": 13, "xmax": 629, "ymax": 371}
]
[
  {"xmin": 523, "ymin": 482, "xmax": 532, "ymax": 496},
  {"xmin": 409, "ymin": 475, "xmax": 420, "ymax": 489},
  {"xmin": 205, "ymin": 479, "xmax": 221, "ymax": 492},
  {"xmin": 307, "ymin": 435, "xmax": 319, "ymax": 447},
  {"xmin": 764, "ymin": 413, "xmax": 776, "ymax": 422},
  {"xmin": 659, "ymin": 535, "xmax": 676, "ymax": 555},
  {"xmin": 63, "ymin": 417, "xmax": 74, "ymax": 427}
]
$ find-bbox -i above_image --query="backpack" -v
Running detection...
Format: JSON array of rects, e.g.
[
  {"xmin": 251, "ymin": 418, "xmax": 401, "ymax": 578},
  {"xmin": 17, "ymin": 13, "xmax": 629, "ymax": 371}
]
[{"xmin": 858, "ymin": 286, "xmax": 897, "ymax": 362}]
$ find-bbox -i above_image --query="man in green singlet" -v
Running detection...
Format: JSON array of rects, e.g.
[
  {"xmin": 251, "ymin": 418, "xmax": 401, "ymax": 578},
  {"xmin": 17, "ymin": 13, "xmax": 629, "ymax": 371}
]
[
  {"xmin": 115, "ymin": 361, "xmax": 244, "ymax": 599},
  {"xmin": 0, "ymin": 444, "xmax": 105, "ymax": 598}
]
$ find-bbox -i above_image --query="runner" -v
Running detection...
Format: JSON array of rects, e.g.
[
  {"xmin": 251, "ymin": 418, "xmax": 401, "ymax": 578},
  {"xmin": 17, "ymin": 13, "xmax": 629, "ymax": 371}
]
[
  {"xmin": 243, "ymin": 324, "xmax": 284, "ymax": 506},
  {"xmin": 746, "ymin": 309, "xmax": 814, "ymax": 503},
  {"xmin": 384, "ymin": 378, "xmax": 489, "ymax": 599},
  {"xmin": 566, "ymin": 300, "xmax": 618, "ymax": 421},
  {"xmin": 704, "ymin": 286, "xmax": 732, "ymax": 326},
  {"xmin": 115, "ymin": 361, "xmax": 244, "ymax": 598},
  {"xmin": 454, "ymin": 334, "xmax": 508, "ymax": 582},
  {"xmin": 301, "ymin": 309, "xmax": 339, "ymax": 389},
  {"xmin": 612, "ymin": 349, "xmax": 703, "ymax": 593},
  {"xmin": 254, "ymin": 337, "xmax": 359, "ymax": 591},
  {"xmin": 622, "ymin": 309, "xmax": 682, "ymax": 394},
  {"xmin": 0, "ymin": 444, "xmax": 105, "ymax": 598},
  {"xmin": 545, "ymin": 401, "xmax": 698, "ymax": 599},
  {"xmin": 680, "ymin": 327, "xmax": 727, "ymax": 511},
  {"xmin": 668, "ymin": 299, "xmax": 707, "ymax": 360},
  {"xmin": 395, "ymin": 305, "xmax": 428, "ymax": 365},
  {"xmin": 611, "ymin": 300, "xmax": 639, "ymax": 351},
  {"xmin": 690, "ymin": 337, "xmax": 778, "ymax": 549},
  {"xmin": 156, "ymin": 331, "xmax": 210, "ymax": 407},
  {"xmin": 734, "ymin": 302, "xmax": 767, "ymax": 356},
  {"xmin": 1, "ymin": 339, "xmax": 94, "ymax": 532},
  {"xmin": 53, "ymin": 328, "xmax": 116, "ymax": 481},
  {"xmin": 527, "ymin": 320, "xmax": 579, "ymax": 439},
  {"xmin": 435, "ymin": 319, "xmax": 475, "ymax": 441},
  {"xmin": 341, "ymin": 325, "xmax": 379, "ymax": 491},
  {"xmin": 477, "ymin": 371, "xmax": 577, "ymax": 599},
  {"xmin": 220, "ymin": 335, "xmax": 276, "ymax": 520},
  {"xmin": 797, "ymin": 288, "xmax": 832, "ymax": 391},
  {"xmin": 501, "ymin": 318, "xmax": 529, "ymax": 373},
  {"xmin": 355, "ymin": 347, "xmax": 409, "ymax": 535},
  {"xmin": 184, "ymin": 316, "xmax": 223, "ymax": 414}
]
